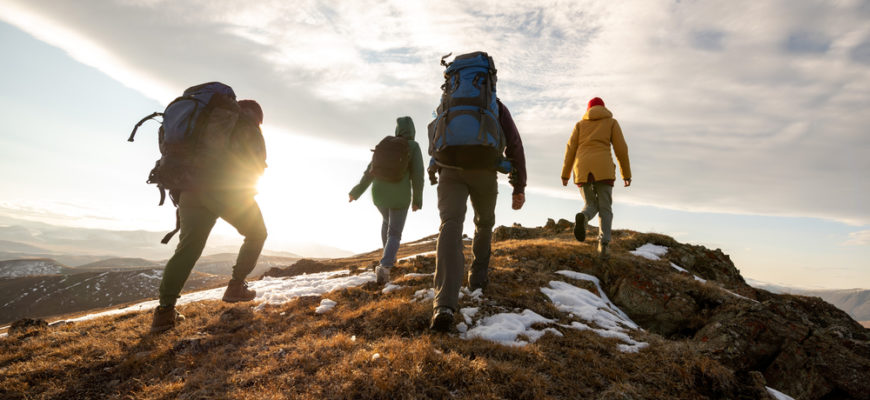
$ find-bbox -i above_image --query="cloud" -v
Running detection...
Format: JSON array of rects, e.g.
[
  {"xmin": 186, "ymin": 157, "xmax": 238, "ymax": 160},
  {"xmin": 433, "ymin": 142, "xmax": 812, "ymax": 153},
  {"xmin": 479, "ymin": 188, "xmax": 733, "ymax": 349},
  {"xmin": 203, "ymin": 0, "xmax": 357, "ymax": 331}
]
[
  {"xmin": 843, "ymin": 230, "xmax": 870, "ymax": 246},
  {"xmin": 1, "ymin": 0, "xmax": 869, "ymax": 226}
]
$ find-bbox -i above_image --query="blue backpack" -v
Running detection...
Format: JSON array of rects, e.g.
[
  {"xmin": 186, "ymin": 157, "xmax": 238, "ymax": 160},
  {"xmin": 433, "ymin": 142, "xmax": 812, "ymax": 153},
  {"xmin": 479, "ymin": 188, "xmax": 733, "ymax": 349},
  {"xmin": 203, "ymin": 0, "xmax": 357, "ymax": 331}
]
[
  {"xmin": 428, "ymin": 52, "xmax": 506, "ymax": 170},
  {"xmin": 128, "ymin": 82, "xmax": 241, "ymax": 242}
]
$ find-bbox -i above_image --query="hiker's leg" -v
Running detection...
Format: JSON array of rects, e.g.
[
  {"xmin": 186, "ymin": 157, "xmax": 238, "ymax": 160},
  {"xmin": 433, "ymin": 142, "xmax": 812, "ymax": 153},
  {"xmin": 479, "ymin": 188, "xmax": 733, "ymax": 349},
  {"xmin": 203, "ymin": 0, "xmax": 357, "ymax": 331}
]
[
  {"xmin": 580, "ymin": 183, "xmax": 599, "ymax": 220},
  {"xmin": 435, "ymin": 169, "xmax": 468, "ymax": 312},
  {"xmin": 595, "ymin": 183, "xmax": 614, "ymax": 243},
  {"xmin": 380, "ymin": 207, "xmax": 409, "ymax": 267},
  {"xmin": 467, "ymin": 170, "xmax": 498, "ymax": 270},
  {"xmin": 377, "ymin": 206, "xmax": 390, "ymax": 247},
  {"xmin": 213, "ymin": 193, "xmax": 268, "ymax": 281},
  {"xmin": 159, "ymin": 192, "xmax": 218, "ymax": 307}
]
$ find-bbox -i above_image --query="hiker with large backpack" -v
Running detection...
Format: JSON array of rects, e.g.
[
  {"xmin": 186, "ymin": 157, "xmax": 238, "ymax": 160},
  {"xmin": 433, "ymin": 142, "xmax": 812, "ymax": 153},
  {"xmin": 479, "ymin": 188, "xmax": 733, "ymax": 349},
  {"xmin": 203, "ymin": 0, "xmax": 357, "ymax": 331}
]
[
  {"xmin": 349, "ymin": 116, "xmax": 425, "ymax": 285},
  {"xmin": 426, "ymin": 52, "xmax": 527, "ymax": 332},
  {"xmin": 128, "ymin": 82, "xmax": 268, "ymax": 333},
  {"xmin": 561, "ymin": 97, "xmax": 632, "ymax": 260}
]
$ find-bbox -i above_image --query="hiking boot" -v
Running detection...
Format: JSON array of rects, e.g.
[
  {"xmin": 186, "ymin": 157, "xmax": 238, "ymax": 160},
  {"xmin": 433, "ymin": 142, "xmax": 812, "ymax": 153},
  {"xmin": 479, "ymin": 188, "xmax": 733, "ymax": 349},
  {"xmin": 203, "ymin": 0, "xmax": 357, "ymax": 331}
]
[
  {"xmin": 150, "ymin": 305, "xmax": 185, "ymax": 334},
  {"xmin": 574, "ymin": 213, "xmax": 587, "ymax": 242},
  {"xmin": 375, "ymin": 265, "xmax": 391, "ymax": 285},
  {"xmin": 467, "ymin": 263, "xmax": 488, "ymax": 291},
  {"xmin": 430, "ymin": 307, "xmax": 454, "ymax": 332},
  {"xmin": 222, "ymin": 279, "xmax": 256, "ymax": 303},
  {"xmin": 598, "ymin": 241, "xmax": 610, "ymax": 261}
]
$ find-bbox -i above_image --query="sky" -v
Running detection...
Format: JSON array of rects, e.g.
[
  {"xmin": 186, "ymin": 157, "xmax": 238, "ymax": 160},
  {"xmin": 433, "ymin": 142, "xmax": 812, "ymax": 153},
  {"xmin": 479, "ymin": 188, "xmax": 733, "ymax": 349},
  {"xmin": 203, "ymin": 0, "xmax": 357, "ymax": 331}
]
[{"xmin": 0, "ymin": 0, "xmax": 868, "ymax": 289}]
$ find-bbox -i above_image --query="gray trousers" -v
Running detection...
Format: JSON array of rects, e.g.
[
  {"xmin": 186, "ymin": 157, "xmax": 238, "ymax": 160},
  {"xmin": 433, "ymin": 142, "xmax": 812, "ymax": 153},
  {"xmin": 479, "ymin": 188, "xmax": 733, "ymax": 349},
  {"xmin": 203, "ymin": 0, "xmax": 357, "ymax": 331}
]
[
  {"xmin": 580, "ymin": 182, "xmax": 613, "ymax": 243},
  {"xmin": 434, "ymin": 169, "xmax": 497, "ymax": 311}
]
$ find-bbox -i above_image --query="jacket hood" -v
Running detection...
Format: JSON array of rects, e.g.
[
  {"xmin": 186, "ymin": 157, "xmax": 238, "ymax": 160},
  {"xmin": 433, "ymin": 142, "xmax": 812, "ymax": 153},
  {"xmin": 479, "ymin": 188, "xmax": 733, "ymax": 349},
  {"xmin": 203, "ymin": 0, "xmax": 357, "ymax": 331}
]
[
  {"xmin": 395, "ymin": 116, "xmax": 415, "ymax": 140},
  {"xmin": 583, "ymin": 105, "xmax": 613, "ymax": 121}
]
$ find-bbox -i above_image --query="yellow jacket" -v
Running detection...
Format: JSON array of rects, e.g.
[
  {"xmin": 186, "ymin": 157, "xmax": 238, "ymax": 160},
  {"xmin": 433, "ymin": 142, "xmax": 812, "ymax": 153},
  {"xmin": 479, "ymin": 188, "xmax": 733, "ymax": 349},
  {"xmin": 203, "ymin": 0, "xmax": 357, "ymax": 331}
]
[{"xmin": 561, "ymin": 105, "xmax": 631, "ymax": 184}]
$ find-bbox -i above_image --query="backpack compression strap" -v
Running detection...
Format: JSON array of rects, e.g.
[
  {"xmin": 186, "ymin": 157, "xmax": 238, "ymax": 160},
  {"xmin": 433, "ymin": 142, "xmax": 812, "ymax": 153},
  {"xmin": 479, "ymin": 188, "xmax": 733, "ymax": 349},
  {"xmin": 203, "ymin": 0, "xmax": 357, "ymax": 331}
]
[
  {"xmin": 161, "ymin": 207, "xmax": 181, "ymax": 244},
  {"xmin": 128, "ymin": 112, "xmax": 163, "ymax": 142}
]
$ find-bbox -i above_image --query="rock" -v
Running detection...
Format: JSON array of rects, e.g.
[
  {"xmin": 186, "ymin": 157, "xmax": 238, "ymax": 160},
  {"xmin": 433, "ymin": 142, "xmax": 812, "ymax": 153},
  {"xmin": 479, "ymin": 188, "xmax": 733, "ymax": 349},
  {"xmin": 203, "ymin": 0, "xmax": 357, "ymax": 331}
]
[
  {"xmin": 694, "ymin": 295, "xmax": 870, "ymax": 400},
  {"xmin": 262, "ymin": 259, "xmax": 344, "ymax": 278},
  {"xmin": 9, "ymin": 318, "xmax": 48, "ymax": 336}
]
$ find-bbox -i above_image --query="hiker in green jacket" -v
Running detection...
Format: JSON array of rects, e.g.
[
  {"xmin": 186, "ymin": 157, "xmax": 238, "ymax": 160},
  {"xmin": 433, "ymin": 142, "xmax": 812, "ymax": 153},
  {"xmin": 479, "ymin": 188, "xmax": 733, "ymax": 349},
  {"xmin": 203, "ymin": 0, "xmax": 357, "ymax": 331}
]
[
  {"xmin": 349, "ymin": 116, "xmax": 425, "ymax": 285},
  {"xmin": 151, "ymin": 99, "xmax": 268, "ymax": 334}
]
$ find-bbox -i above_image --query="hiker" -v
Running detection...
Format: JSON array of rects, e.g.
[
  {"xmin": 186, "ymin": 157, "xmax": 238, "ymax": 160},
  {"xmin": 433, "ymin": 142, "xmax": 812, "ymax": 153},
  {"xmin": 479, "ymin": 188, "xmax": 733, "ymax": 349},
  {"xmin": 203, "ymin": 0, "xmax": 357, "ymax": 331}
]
[
  {"xmin": 427, "ymin": 52, "xmax": 527, "ymax": 332},
  {"xmin": 148, "ymin": 94, "xmax": 268, "ymax": 333},
  {"xmin": 349, "ymin": 116, "xmax": 425, "ymax": 285},
  {"xmin": 561, "ymin": 97, "xmax": 631, "ymax": 260}
]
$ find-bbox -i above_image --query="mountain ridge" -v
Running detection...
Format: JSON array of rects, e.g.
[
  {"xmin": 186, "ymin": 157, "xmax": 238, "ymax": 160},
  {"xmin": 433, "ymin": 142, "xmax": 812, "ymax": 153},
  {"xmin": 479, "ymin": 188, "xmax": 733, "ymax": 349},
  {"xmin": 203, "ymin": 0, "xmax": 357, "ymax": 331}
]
[{"xmin": 2, "ymin": 220, "xmax": 867, "ymax": 399}]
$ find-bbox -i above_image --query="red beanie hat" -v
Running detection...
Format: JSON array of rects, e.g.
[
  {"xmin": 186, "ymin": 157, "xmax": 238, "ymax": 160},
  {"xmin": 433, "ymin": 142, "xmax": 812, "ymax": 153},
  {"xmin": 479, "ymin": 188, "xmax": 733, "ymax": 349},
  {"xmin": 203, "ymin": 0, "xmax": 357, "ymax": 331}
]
[{"xmin": 587, "ymin": 97, "xmax": 605, "ymax": 110}]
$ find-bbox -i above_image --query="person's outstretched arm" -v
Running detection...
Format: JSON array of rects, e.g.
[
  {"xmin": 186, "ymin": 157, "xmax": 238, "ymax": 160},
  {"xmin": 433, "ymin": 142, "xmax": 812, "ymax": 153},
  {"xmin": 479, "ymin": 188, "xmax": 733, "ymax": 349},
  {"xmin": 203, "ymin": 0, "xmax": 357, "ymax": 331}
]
[
  {"xmin": 348, "ymin": 162, "xmax": 374, "ymax": 202},
  {"xmin": 611, "ymin": 120, "xmax": 631, "ymax": 185}
]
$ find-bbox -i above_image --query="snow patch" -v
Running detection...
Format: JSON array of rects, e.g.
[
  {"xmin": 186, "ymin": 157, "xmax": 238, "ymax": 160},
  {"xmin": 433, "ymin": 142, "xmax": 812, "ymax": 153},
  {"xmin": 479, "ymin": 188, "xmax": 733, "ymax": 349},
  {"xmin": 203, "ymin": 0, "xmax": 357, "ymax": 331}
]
[
  {"xmin": 402, "ymin": 272, "xmax": 433, "ymax": 278},
  {"xmin": 547, "ymin": 270, "xmax": 647, "ymax": 352},
  {"xmin": 630, "ymin": 243, "xmax": 668, "ymax": 261},
  {"xmin": 766, "ymin": 387, "xmax": 796, "ymax": 400},
  {"xmin": 315, "ymin": 298, "xmax": 337, "ymax": 314},
  {"xmin": 54, "ymin": 269, "xmax": 372, "ymax": 324},
  {"xmin": 381, "ymin": 283, "xmax": 403, "ymax": 294},
  {"xmin": 460, "ymin": 307, "xmax": 479, "ymax": 325},
  {"xmin": 463, "ymin": 309, "xmax": 560, "ymax": 347},
  {"xmin": 670, "ymin": 262, "xmax": 708, "ymax": 283},
  {"xmin": 411, "ymin": 288, "xmax": 434, "ymax": 303}
]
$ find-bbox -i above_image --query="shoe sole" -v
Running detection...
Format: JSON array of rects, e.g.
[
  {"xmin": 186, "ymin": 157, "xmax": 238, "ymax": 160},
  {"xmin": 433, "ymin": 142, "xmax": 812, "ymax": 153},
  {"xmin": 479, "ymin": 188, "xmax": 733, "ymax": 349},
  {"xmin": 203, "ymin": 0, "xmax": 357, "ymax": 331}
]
[
  {"xmin": 222, "ymin": 296, "xmax": 256, "ymax": 303},
  {"xmin": 430, "ymin": 312, "xmax": 453, "ymax": 332},
  {"xmin": 574, "ymin": 213, "xmax": 586, "ymax": 242}
]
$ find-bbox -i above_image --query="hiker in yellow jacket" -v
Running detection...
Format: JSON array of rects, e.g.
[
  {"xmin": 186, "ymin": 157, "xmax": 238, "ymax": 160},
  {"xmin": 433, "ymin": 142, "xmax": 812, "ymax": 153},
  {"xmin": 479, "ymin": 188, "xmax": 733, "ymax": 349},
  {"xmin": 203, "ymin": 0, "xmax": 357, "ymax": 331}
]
[{"xmin": 561, "ymin": 97, "xmax": 631, "ymax": 259}]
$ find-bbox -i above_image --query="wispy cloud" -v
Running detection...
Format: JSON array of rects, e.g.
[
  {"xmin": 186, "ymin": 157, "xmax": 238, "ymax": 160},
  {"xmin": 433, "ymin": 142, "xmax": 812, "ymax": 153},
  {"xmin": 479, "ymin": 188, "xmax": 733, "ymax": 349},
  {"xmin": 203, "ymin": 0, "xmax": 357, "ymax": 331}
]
[
  {"xmin": 844, "ymin": 230, "xmax": 870, "ymax": 246},
  {"xmin": 1, "ymin": 0, "xmax": 868, "ymax": 226}
]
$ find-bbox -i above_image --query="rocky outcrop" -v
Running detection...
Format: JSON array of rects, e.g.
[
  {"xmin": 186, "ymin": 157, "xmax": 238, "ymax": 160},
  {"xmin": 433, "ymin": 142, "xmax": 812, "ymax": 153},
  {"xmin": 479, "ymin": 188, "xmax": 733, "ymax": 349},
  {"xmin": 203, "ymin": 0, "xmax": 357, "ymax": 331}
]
[
  {"xmin": 490, "ymin": 220, "xmax": 870, "ymax": 400},
  {"xmin": 694, "ymin": 295, "xmax": 870, "ymax": 400},
  {"xmin": 261, "ymin": 259, "xmax": 345, "ymax": 278}
]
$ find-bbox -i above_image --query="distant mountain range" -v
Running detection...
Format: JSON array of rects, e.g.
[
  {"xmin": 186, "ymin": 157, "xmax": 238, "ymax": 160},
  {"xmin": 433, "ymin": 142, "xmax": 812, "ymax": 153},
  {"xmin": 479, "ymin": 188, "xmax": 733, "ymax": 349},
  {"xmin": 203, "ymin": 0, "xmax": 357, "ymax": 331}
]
[
  {"xmin": 0, "ymin": 252, "xmax": 301, "ymax": 325},
  {"xmin": 0, "ymin": 258, "xmax": 78, "ymax": 277},
  {"xmin": 747, "ymin": 279, "xmax": 870, "ymax": 322},
  {"xmin": 0, "ymin": 268, "xmax": 224, "ymax": 325},
  {"xmin": 0, "ymin": 212, "xmax": 352, "ymax": 262}
]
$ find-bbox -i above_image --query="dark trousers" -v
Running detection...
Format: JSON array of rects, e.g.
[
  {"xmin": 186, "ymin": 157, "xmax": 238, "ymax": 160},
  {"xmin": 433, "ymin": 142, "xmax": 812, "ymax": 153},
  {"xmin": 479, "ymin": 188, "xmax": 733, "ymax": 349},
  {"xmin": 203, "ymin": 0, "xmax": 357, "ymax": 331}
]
[
  {"xmin": 158, "ymin": 190, "xmax": 267, "ymax": 307},
  {"xmin": 434, "ymin": 169, "xmax": 497, "ymax": 311}
]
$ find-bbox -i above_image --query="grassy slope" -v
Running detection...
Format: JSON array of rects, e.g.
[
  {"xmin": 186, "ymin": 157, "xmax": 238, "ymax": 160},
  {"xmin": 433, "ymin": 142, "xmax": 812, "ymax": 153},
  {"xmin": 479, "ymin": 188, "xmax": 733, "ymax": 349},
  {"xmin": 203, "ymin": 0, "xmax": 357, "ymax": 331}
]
[{"xmin": 1, "ymin": 231, "xmax": 770, "ymax": 399}]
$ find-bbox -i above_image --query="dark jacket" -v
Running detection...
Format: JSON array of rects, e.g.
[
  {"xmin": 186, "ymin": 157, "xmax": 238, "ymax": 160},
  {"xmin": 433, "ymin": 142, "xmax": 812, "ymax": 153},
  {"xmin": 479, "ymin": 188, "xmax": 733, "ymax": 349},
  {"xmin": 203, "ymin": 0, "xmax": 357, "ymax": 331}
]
[
  {"xmin": 350, "ymin": 117, "xmax": 425, "ymax": 209},
  {"xmin": 498, "ymin": 100, "xmax": 526, "ymax": 195},
  {"xmin": 201, "ymin": 112, "xmax": 266, "ymax": 194}
]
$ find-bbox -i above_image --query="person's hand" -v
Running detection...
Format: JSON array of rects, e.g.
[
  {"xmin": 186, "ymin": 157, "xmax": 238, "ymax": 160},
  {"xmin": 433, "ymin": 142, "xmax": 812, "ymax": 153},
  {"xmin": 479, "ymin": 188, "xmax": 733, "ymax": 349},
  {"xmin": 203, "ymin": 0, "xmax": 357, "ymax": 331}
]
[
  {"xmin": 561, "ymin": 178, "xmax": 569, "ymax": 187},
  {"xmin": 624, "ymin": 179, "xmax": 631, "ymax": 187},
  {"xmin": 348, "ymin": 194, "xmax": 356, "ymax": 202},
  {"xmin": 512, "ymin": 193, "xmax": 525, "ymax": 210},
  {"xmin": 412, "ymin": 204, "xmax": 421, "ymax": 212}
]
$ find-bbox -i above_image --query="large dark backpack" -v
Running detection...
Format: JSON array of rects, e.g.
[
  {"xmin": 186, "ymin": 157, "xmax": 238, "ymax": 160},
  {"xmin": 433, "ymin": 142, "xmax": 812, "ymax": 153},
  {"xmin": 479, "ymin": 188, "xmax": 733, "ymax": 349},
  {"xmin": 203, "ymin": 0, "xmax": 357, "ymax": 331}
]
[
  {"xmin": 428, "ymin": 52, "xmax": 505, "ymax": 169},
  {"xmin": 128, "ymin": 82, "xmax": 241, "ymax": 243},
  {"xmin": 370, "ymin": 136, "xmax": 410, "ymax": 182}
]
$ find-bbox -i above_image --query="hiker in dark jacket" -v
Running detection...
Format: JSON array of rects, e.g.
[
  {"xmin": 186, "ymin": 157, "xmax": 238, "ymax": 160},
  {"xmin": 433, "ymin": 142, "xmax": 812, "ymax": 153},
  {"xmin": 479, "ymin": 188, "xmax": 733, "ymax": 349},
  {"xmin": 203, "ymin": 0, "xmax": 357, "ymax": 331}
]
[
  {"xmin": 429, "ymin": 98, "xmax": 526, "ymax": 331},
  {"xmin": 349, "ymin": 116, "xmax": 425, "ymax": 285},
  {"xmin": 151, "ymin": 100, "xmax": 268, "ymax": 333}
]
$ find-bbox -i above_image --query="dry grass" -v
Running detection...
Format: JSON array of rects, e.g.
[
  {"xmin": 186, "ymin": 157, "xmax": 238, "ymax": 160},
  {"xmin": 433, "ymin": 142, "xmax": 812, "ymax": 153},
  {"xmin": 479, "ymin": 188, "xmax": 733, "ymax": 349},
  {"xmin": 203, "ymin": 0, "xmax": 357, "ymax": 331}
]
[{"xmin": 1, "ymin": 233, "xmax": 762, "ymax": 399}]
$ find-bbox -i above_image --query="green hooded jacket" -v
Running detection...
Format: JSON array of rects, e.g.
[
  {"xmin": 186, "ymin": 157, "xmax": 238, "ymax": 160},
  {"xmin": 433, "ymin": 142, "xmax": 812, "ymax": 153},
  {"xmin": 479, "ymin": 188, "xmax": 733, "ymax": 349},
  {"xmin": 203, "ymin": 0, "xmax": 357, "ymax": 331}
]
[{"xmin": 349, "ymin": 116, "xmax": 424, "ymax": 209}]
